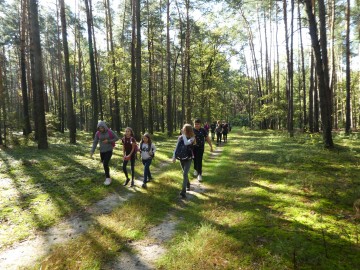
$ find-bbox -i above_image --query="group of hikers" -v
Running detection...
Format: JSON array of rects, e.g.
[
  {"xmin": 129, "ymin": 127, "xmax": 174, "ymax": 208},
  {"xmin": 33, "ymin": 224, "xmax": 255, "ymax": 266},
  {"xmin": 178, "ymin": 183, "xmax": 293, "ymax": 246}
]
[{"xmin": 90, "ymin": 119, "xmax": 230, "ymax": 198}]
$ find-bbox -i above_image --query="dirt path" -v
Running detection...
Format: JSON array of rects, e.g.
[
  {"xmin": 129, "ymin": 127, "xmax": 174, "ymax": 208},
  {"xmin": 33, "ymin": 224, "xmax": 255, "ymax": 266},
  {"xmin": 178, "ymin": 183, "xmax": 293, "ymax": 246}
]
[
  {"xmin": 102, "ymin": 147, "xmax": 222, "ymax": 270},
  {"xmin": 0, "ymin": 148, "xmax": 222, "ymax": 269}
]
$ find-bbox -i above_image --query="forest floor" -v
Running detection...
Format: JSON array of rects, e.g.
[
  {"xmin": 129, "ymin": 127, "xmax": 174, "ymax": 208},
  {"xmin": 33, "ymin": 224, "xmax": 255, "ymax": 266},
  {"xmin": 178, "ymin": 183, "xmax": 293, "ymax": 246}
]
[{"xmin": 0, "ymin": 128, "xmax": 359, "ymax": 269}]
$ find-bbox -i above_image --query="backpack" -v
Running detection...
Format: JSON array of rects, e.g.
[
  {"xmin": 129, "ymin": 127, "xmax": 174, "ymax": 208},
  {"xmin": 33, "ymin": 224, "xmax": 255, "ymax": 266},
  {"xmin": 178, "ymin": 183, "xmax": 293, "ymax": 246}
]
[
  {"xmin": 175, "ymin": 136, "xmax": 193, "ymax": 160},
  {"xmin": 96, "ymin": 129, "xmax": 115, "ymax": 148}
]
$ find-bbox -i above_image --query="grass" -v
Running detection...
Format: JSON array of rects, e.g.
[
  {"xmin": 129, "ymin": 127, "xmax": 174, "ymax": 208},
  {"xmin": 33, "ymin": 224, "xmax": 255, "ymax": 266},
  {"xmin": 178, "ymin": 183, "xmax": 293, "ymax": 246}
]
[
  {"xmin": 157, "ymin": 129, "xmax": 360, "ymax": 270},
  {"xmin": 1, "ymin": 128, "xmax": 360, "ymax": 269},
  {"xmin": 0, "ymin": 130, "xmax": 176, "ymax": 249}
]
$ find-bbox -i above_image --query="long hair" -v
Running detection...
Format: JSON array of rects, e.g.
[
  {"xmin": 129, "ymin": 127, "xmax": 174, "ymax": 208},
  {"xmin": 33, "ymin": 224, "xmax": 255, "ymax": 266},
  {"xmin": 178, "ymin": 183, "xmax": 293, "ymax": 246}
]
[
  {"xmin": 182, "ymin": 124, "xmax": 196, "ymax": 145},
  {"xmin": 141, "ymin": 133, "xmax": 152, "ymax": 146},
  {"xmin": 124, "ymin": 127, "xmax": 134, "ymax": 137}
]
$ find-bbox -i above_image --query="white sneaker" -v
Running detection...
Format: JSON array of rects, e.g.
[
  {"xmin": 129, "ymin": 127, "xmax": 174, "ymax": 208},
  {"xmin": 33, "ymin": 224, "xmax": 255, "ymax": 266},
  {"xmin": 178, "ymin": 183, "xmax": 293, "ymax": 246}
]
[
  {"xmin": 104, "ymin": 178, "xmax": 112, "ymax": 185},
  {"xmin": 197, "ymin": 175, "xmax": 202, "ymax": 182},
  {"xmin": 193, "ymin": 170, "xmax": 198, "ymax": 176}
]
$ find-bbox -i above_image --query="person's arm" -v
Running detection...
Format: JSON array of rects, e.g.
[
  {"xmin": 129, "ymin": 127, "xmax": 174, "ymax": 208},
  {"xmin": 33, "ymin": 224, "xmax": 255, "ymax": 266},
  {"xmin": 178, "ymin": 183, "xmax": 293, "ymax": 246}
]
[
  {"xmin": 182, "ymin": 134, "xmax": 195, "ymax": 145},
  {"xmin": 122, "ymin": 139, "xmax": 126, "ymax": 157},
  {"xmin": 90, "ymin": 133, "xmax": 99, "ymax": 157},
  {"xmin": 172, "ymin": 138, "xmax": 180, "ymax": 160}
]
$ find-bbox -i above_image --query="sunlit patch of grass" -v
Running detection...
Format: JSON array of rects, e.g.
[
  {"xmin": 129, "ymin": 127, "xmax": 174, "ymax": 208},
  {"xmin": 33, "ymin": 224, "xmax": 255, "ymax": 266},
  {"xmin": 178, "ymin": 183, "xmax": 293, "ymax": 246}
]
[
  {"xmin": 159, "ymin": 128, "xmax": 360, "ymax": 269},
  {"xmin": 0, "ymin": 132, "xmax": 178, "ymax": 250},
  {"xmin": 158, "ymin": 223, "xmax": 242, "ymax": 270}
]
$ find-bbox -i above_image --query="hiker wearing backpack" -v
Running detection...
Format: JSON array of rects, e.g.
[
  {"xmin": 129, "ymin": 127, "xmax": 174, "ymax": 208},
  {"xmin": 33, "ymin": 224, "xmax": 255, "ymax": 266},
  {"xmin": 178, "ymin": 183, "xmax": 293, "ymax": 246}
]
[
  {"xmin": 172, "ymin": 124, "xmax": 196, "ymax": 198},
  {"xmin": 215, "ymin": 120, "xmax": 223, "ymax": 146},
  {"xmin": 121, "ymin": 127, "xmax": 138, "ymax": 187},
  {"xmin": 140, "ymin": 133, "xmax": 156, "ymax": 188},
  {"xmin": 193, "ymin": 118, "xmax": 213, "ymax": 182},
  {"xmin": 90, "ymin": 121, "xmax": 119, "ymax": 186}
]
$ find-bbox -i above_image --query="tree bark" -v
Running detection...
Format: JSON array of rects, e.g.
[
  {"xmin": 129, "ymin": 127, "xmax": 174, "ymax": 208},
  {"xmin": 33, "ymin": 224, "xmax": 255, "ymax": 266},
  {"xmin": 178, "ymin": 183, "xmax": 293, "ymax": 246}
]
[
  {"xmin": 60, "ymin": 0, "xmax": 76, "ymax": 143},
  {"xmin": 29, "ymin": 0, "xmax": 48, "ymax": 149},
  {"xmin": 84, "ymin": 0, "xmax": 99, "ymax": 134},
  {"xmin": 20, "ymin": 0, "xmax": 32, "ymax": 135},
  {"xmin": 166, "ymin": 0, "xmax": 173, "ymax": 136},
  {"xmin": 345, "ymin": 0, "xmax": 351, "ymax": 134},
  {"xmin": 304, "ymin": 0, "xmax": 333, "ymax": 147}
]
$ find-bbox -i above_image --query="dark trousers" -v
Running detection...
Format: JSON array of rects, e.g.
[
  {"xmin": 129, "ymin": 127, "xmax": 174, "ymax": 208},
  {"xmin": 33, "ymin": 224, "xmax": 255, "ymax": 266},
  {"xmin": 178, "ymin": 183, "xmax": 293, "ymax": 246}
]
[
  {"xmin": 142, "ymin": 158, "xmax": 152, "ymax": 183},
  {"xmin": 216, "ymin": 132, "xmax": 222, "ymax": 144},
  {"xmin": 123, "ymin": 157, "xmax": 135, "ymax": 180},
  {"xmin": 100, "ymin": 151, "xmax": 113, "ymax": 178},
  {"xmin": 223, "ymin": 132, "xmax": 228, "ymax": 142},
  {"xmin": 193, "ymin": 147, "xmax": 204, "ymax": 175}
]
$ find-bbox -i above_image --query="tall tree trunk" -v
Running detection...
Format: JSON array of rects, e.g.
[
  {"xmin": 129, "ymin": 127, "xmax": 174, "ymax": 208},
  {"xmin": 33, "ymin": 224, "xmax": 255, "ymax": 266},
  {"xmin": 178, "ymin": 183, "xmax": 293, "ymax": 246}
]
[
  {"xmin": 0, "ymin": 53, "xmax": 4, "ymax": 146},
  {"xmin": 166, "ymin": 0, "xmax": 173, "ymax": 136},
  {"xmin": 105, "ymin": 0, "xmax": 121, "ymax": 133},
  {"xmin": 84, "ymin": 0, "xmax": 98, "ymax": 134},
  {"xmin": 298, "ymin": 1, "xmax": 307, "ymax": 130},
  {"xmin": 185, "ymin": 0, "xmax": 191, "ymax": 123},
  {"xmin": 20, "ymin": 0, "xmax": 32, "ymax": 135},
  {"xmin": 147, "ymin": 0, "xmax": 153, "ymax": 134},
  {"xmin": 284, "ymin": 0, "xmax": 294, "ymax": 136},
  {"xmin": 175, "ymin": 0, "xmax": 185, "ymax": 129},
  {"xmin": 60, "ymin": 0, "xmax": 76, "ymax": 143},
  {"xmin": 304, "ymin": 0, "xmax": 333, "ymax": 147},
  {"xmin": 131, "ymin": 0, "xmax": 136, "ymax": 133},
  {"xmin": 309, "ymin": 50, "xmax": 314, "ymax": 132},
  {"xmin": 135, "ymin": 0, "xmax": 143, "ymax": 138},
  {"xmin": 345, "ymin": 0, "xmax": 351, "ymax": 134},
  {"xmin": 331, "ymin": 0, "xmax": 338, "ymax": 129},
  {"xmin": 29, "ymin": 0, "xmax": 48, "ymax": 149}
]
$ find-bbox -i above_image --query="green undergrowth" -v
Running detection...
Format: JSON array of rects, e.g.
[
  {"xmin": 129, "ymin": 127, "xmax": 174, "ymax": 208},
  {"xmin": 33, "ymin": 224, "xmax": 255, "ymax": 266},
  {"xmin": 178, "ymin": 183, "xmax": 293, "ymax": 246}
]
[
  {"xmin": 157, "ymin": 129, "xmax": 360, "ymax": 270},
  {"xmin": 1, "ymin": 128, "xmax": 360, "ymax": 269},
  {"xmin": 0, "ymin": 131, "xmax": 175, "ymax": 250}
]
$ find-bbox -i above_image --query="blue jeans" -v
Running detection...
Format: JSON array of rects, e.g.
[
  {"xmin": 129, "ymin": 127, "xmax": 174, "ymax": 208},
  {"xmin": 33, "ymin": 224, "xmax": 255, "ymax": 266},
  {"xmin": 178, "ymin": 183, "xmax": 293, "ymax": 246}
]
[
  {"xmin": 180, "ymin": 159, "xmax": 192, "ymax": 193},
  {"xmin": 142, "ymin": 158, "xmax": 152, "ymax": 183}
]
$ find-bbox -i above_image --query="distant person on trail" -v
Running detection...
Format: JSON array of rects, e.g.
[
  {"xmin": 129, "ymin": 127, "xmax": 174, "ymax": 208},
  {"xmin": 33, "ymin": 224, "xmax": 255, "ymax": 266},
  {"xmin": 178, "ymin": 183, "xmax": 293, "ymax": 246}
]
[
  {"xmin": 172, "ymin": 124, "xmax": 196, "ymax": 198},
  {"xmin": 90, "ymin": 121, "xmax": 119, "ymax": 186},
  {"xmin": 139, "ymin": 133, "xmax": 156, "ymax": 188},
  {"xmin": 210, "ymin": 121, "xmax": 216, "ymax": 141},
  {"xmin": 121, "ymin": 127, "xmax": 138, "ymax": 187},
  {"xmin": 215, "ymin": 120, "xmax": 223, "ymax": 146},
  {"xmin": 222, "ymin": 121, "xmax": 229, "ymax": 143},
  {"xmin": 193, "ymin": 118, "xmax": 213, "ymax": 182},
  {"xmin": 204, "ymin": 121, "xmax": 210, "ymax": 133}
]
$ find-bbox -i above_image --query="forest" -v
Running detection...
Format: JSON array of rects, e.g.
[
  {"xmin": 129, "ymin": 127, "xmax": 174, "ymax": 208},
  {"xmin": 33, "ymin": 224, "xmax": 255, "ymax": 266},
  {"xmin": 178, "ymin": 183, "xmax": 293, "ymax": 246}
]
[
  {"xmin": 0, "ymin": 0, "xmax": 359, "ymax": 147},
  {"xmin": 1, "ymin": 1, "xmax": 360, "ymax": 269}
]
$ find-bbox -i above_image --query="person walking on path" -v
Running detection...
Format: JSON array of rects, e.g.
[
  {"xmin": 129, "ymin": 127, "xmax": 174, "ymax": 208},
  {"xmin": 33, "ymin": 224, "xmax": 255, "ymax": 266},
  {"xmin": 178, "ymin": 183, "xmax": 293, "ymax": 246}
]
[
  {"xmin": 204, "ymin": 121, "xmax": 210, "ymax": 133},
  {"xmin": 139, "ymin": 133, "xmax": 156, "ymax": 188},
  {"xmin": 222, "ymin": 121, "xmax": 229, "ymax": 143},
  {"xmin": 210, "ymin": 121, "xmax": 216, "ymax": 141},
  {"xmin": 215, "ymin": 120, "xmax": 223, "ymax": 146},
  {"xmin": 90, "ymin": 121, "xmax": 119, "ymax": 186},
  {"xmin": 121, "ymin": 127, "xmax": 138, "ymax": 187},
  {"xmin": 172, "ymin": 124, "xmax": 196, "ymax": 198},
  {"xmin": 193, "ymin": 118, "xmax": 213, "ymax": 182}
]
